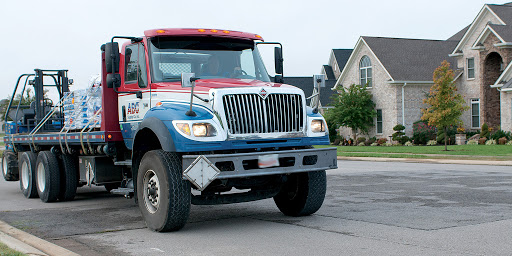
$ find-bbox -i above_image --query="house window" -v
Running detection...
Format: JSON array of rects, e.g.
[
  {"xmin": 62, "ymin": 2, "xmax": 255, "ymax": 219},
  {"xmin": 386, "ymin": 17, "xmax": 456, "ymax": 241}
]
[
  {"xmin": 471, "ymin": 99, "xmax": 480, "ymax": 128},
  {"xmin": 359, "ymin": 55, "xmax": 372, "ymax": 87},
  {"xmin": 467, "ymin": 58, "xmax": 475, "ymax": 79},
  {"xmin": 376, "ymin": 109, "xmax": 383, "ymax": 134}
]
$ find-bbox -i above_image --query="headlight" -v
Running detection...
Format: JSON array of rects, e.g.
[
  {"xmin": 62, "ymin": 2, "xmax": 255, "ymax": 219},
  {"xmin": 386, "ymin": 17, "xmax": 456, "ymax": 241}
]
[
  {"xmin": 311, "ymin": 119, "xmax": 326, "ymax": 133},
  {"xmin": 192, "ymin": 123, "xmax": 217, "ymax": 137}
]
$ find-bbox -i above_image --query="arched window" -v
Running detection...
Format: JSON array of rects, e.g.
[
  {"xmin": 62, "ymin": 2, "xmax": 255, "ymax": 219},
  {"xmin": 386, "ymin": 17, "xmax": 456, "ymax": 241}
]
[{"xmin": 359, "ymin": 55, "xmax": 372, "ymax": 87}]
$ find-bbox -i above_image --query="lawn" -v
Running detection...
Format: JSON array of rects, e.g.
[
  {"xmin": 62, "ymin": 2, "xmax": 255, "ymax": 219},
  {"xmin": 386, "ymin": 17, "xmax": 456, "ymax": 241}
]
[
  {"xmin": 0, "ymin": 242, "xmax": 26, "ymax": 256},
  {"xmin": 316, "ymin": 144, "xmax": 512, "ymax": 160}
]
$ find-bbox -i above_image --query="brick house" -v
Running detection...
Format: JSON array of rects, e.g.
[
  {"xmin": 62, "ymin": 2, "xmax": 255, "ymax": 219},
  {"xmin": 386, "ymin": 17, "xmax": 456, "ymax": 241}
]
[{"xmin": 330, "ymin": 3, "xmax": 512, "ymax": 139}]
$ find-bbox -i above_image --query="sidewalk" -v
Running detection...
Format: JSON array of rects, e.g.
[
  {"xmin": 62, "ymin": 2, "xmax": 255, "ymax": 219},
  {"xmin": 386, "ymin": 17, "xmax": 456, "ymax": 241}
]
[
  {"xmin": 0, "ymin": 220, "xmax": 78, "ymax": 256},
  {"xmin": 337, "ymin": 156, "xmax": 512, "ymax": 166}
]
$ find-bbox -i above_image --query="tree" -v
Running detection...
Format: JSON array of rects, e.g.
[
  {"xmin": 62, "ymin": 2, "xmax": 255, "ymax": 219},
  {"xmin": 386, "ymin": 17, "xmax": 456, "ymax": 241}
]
[
  {"xmin": 421, "ymin": 61, "xmax": 468, "ymax": 151},
  {"xmin": 326, "ymin": 84, "xmax": 377, "ymax": 141}
]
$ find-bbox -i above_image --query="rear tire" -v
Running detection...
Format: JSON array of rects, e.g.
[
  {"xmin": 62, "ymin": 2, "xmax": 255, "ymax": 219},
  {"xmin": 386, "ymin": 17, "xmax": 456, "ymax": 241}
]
[
  {"xmin": 58, "ymin": 154, "xmax": 79, "ymax": 201},
  {"xmin": 2, "ymin": 151, "xmax": 19, "ymax": 181},
  {"xmin": 273, "ymin": 170, "xmax": 326, "ymax": 216},
  {"xmin": 35, "ymin": 151, "xmax": 61, "ymax": 203},
  {"xmin": 137, "ymin": 150, "xmax": 190, "ymax": 232},
  {"xmin": 19, "ymin": 152, "xmax": 38, "ymax": 198}
]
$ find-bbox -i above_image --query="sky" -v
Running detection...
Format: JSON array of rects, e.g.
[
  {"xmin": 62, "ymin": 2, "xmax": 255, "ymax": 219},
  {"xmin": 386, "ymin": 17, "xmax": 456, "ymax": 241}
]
[{"xmin": 0, "ymin": 0, "xmax": 503, "ymax": 101}]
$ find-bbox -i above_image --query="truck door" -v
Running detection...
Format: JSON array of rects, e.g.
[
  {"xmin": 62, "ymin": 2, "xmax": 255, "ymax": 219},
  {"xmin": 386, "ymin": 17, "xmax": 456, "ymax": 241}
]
[{"xmin": 118, "ymin": 42, "xmax": 151, "ymax": 149}]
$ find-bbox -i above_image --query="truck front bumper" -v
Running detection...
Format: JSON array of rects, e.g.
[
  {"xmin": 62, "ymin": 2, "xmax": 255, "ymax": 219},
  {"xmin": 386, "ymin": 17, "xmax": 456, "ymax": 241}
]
[{"xmin": 182, "ymin": 147, "xmax": 337, "ymax": 189}]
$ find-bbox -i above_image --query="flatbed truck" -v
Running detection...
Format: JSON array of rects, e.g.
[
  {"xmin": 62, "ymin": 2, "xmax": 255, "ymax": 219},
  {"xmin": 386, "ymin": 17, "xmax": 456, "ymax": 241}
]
[{"xmin": 1, "ymin": 28, "xmax": 337, "ymax": 231}]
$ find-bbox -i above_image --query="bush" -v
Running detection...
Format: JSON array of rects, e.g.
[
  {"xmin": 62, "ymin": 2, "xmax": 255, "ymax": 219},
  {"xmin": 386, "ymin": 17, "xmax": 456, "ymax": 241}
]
[
  {"xmin": 358, "ymin": 142, "xmax": 365, "ymax": 146},
  {"xmin": 498, "ymin": 137, "xmax": 508, "ymax": 145},
  {"xmin": 436, "ymin": 126, "xmax": 457, "ymax": 145},
  {"xmin": 412, "ymin": 121, "xmax": 436, "ymax": 145},
  {"xmin": 371, "ymin": 142, "xmax": 378, "ymax": 146},
  {"xmin": 326, "ymin": 118, "xmax": 341, "ymax": 144},
  {"xmin": 480, "ymin": 123, "xmax": 489, "ymax": 138},
  {"xmin": 392, "ymin": 124, "xmax": 407, "ymax": 144},
  {"xmin": 507, "ymin": 140, "xmax": 512, "ymax": 146},
  {"xmin": 485, "ymin": 139, "xmax": 497, "ymax": 145},
  {"xmin": 405, "ymin": 141, "xmax": 413, "ymax": 146},
  {"xmin": 427, "ymin": 140, "xmax": 438, "ymax": 146},
  {"xmin": 385, "ymin": 142, "xmax": 393, "ymax": 146},
  {"xmin": 377, "ymin": 138, "xmax": 387, "ymax": 145},
  {"xmin": 467, "ymin": 139, "xmax": 478, "ymax": 145},
  {"xmin": 466, "ymin": 130, "xmax": 480, "ymax": 138},
  {"xmin": 357, "ymin": 137, "xmax": 366, "ymax": 145},
  {"xmin": 490, "ymin": 130, "xmax": 511, "ymax": 141},
  {"xmin": 478, "ymin": 137, "xmax": 487, "ymax": 145}
]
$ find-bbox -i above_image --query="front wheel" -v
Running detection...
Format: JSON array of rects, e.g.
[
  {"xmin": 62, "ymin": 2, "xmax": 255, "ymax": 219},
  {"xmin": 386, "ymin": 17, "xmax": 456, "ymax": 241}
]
[
  {"xmin": 273, "ymin": 171, "xmax": 327, "ymax": 216},
  {"xmin": 137, "ymin": 150, "xmax": 191, "ymax": 232}
]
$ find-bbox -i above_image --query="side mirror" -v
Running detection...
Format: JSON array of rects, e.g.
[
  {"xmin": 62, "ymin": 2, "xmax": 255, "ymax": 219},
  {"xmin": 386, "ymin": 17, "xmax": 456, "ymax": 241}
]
[
  {"xmin": 313, "ymin": 74, "xmax": 325, "ymax": 88},
  {"xmin": 105, "ymin": 42, "xmax": 120, "ymax": 74},
  {"xmin": 274, "ymin": 47, "xmax": 283, "ymax": 75},
  {"xmin": 106, "ymin": 73, "xmax": 121, "ymax": 88},
  {"xmin": 181, "ymin": 73, "xmax": 196, "ymax": 88}
]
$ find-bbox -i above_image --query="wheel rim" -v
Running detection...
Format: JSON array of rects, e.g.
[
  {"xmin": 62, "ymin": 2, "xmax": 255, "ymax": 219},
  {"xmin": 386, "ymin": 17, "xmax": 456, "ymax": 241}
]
[
  {"xmin": 2, "ymin": 156, "xmax": 7, "ymax": 176},
  {"xmin": 143, "ymin": 169, "xmax": 160, "ymax": 214},
  {"xmin": 21, "ymin": 162, "xmax": 29, "ymax": 190},
  {"xmin": 37, "ymin": 162, "xmax": 46, "ymax": 192}
]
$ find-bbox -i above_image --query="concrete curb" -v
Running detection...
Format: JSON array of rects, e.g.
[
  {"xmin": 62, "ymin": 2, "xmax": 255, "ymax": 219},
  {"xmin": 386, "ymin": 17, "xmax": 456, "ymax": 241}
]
[
  {"xmin": 337, "ymin": 156, "xmax": 512, "ymax": 166},
  {"xmin": 0, "ymin": 220, "xmax": 79, "ymax": 256}
]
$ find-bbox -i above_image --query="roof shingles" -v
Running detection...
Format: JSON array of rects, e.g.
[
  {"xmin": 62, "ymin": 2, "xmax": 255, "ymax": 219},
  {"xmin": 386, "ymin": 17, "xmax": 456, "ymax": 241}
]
[{"xmin": 362, "ymin": 37, "xmax": 459, "ymax": 81}]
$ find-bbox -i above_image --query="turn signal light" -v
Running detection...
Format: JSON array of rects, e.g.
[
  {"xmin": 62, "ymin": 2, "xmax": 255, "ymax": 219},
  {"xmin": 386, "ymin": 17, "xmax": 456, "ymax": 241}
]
[{"xmin": 155, "ymin": 102, "xmax": 163, "ymax": 107}]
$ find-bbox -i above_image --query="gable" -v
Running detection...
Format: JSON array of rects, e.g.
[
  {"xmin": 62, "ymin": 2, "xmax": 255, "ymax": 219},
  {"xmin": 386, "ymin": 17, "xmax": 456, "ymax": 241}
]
[
  {"xmin": 451, "ymin": 5, "xmax": 506, "ymax": 55},
  {"xmin": 333, "ymin": 37, "xmax": 392, "ymax": 89}
]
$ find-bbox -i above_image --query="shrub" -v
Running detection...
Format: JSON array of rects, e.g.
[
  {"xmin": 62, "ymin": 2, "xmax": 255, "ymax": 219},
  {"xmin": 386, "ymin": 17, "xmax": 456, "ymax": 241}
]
[
  {"xmin": 377, "ymin": 138, "xmax": 387, "ymax": 145},
  {"xmin": 427, "ymin": 140, "xmax": 438, "ymax": 146},
  {"xmin": 467, "ymin": 139, "xmax": 478, "ymax": 145},
  {"xmin": 405, "ymin": 141, "xmax": 413, "ymax": 146},
  {"xmin": 490, "ymin": 130, "xmax": 511, "ymax": 141},
  {"xmin": 480, "ymin": 123, "xmax": 489, "ymax": 138},
  {"xmin": 385, "ymin": 142, "xmax": 393, "ymax": 146},
  {"xmin": 412, "ymin": 120, "xmax": 436, "ymax": 145},
  {"xmin": 457, "ymin": 127, "xmax": 465, "ymax": 133},
  {"xmin": 466, "ymin": 130, "xmax": 480, "ymax": 139},
  {"xmin": 392, "ymin": 124, "xmax": 408, "ymax": 144},
  {"xmin": 507, "ymin": 140, "xmax": 512, "ymax": 146},
  {"xmin": 498, "ymin": 137, "xmax": 508, "ymax": 145},
  {"xmin": 478, "ymin": 137, "xmax": 487, "ymax": 145},
  {"xmin": 485, "ymin": 139, "xmax": 496, "ymax": 145},
  {"xmin": 357, "ymin": 137, "xmax": 366, "ymax": 145},
  {"xmin": 371, "ymin": 142, "xmax": 378, "ymax": 146},
  {"xmin": 436, "ymin": 126, "xmax": 457, "ymax": 145}
]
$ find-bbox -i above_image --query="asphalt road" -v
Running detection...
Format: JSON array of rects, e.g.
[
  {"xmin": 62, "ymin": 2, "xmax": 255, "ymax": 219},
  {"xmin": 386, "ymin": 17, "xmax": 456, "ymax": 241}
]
[{"xmin": 1, "ymin": 160, "xmax": 512, "ymax": 256}]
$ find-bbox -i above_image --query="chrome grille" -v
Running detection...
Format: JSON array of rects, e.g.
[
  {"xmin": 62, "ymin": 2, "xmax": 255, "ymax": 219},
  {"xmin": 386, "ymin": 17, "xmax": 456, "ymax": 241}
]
[{"xmin": 222, "ymin": 93, "xmax": 304, "ymax": 134}]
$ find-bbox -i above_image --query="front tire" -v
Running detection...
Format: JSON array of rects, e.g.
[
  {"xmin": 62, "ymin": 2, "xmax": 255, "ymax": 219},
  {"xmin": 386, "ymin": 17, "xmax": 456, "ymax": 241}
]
[
  {"xmin": 35, "ymin": 151, "xmax": 61, "ymax": 203},
  {"xmin": 19, "ymin": 152, "xmax": 38, "ymax": 198},
  {"xmin": 273, "ymin": 171, "xmax": 326, "ymax": 216},
  {"xmin": 2, "ymin": 151, "xmax": 19, "ymax": 181},
  {"xmin": 137, "ymin": 150, "xmax": 191, "ymax": 232}
]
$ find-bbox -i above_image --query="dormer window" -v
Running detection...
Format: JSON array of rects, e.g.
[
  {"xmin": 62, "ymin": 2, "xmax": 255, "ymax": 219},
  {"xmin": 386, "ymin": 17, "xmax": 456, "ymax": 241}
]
[{"xmin": 359, "ymin": 55, "xmax": 372, "ymax": 87}]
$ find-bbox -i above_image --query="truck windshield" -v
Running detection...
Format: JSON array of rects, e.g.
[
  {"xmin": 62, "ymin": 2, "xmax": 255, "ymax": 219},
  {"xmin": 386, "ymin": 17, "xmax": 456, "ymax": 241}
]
[{"xmin": 148, "ymin": 37, "xmax": 270, "ymax": 82}]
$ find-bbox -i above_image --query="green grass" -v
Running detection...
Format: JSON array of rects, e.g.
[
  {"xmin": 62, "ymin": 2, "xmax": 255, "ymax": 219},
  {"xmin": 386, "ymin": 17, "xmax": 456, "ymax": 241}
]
[
  {"xmin": 0, "ymin": 242, "xmax": 26, "ymax": 256},
  {"xmin": 316, "ymin": 144, "xmax": 512, "ymax": 160}
]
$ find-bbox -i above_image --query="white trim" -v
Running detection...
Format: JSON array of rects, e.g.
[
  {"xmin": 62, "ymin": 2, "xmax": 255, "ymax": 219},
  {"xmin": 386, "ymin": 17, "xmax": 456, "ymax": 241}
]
[
  {"xmin": 451, "ymin": 5, "xmax": 505, "ymax": 55},
  {"xmin": 333, "ymin": 37, "xmax": 394, "ymax": 90},
  {"xmin": 494, "ymin": 43, "xmax": 512, "ymax": 48},
  {"xmin": 493, "ymin": 60, "xmax": 512, "ymax": 85},
  {"xmin": 387, "ymin": 80, "xmax": 433, "ymax": 84}
]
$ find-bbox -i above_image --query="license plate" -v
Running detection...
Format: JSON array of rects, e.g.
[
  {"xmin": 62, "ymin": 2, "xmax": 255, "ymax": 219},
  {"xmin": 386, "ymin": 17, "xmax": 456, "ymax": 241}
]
[{"xmin": 258, "ymin": 154, "xmax": 279, "ymax": 168}]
